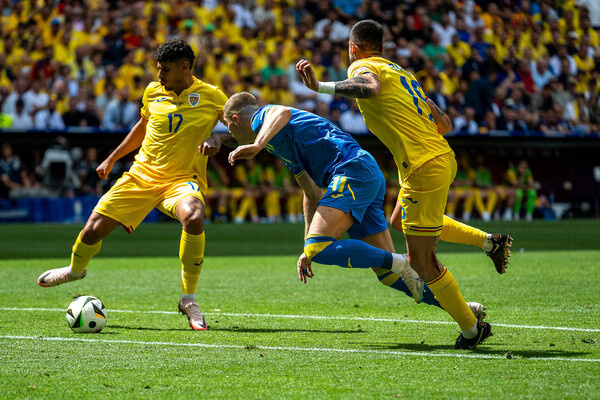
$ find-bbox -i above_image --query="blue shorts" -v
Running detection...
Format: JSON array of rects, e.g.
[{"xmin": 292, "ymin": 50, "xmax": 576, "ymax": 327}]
[{"xmin": 318, "ymin": 156, "xmax": 387, "ymax": 239}]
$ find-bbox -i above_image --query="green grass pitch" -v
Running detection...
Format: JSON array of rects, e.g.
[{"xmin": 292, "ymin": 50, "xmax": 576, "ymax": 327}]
[{"xmin": 0, "ymin": 220, "xmax": 599, "ymax": 399}]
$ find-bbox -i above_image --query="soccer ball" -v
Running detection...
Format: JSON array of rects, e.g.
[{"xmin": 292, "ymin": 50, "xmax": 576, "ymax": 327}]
[{"xmin": 66, "ymin": 296, "xmax": 107, "ymax": 333}]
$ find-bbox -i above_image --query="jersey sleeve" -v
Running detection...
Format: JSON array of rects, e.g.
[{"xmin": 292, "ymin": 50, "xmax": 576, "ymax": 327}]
[
  {"xmin": 140, "ymin": 84, "xmax": 152, "ymax": 120},
  {"xmin": 348, "ymin": 59, "xmax": 380, "ymax": 79},
  {"xmin": 214, "ymin": 87, "xmax": 228, "ymax": 110},
  {"xmin": 250, "ymin": 105, "xmax": 274, "ymax": 133}
]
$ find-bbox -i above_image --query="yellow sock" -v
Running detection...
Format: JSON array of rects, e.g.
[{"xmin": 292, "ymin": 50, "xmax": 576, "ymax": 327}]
[
  {"xmin": 486, "ymin": 191, "xmax": 498, "ymax": 214},
  {"xmin": 287, "ymin": 194, "xmax": 301, "ymax": 216},
  {"xmin": 440, "ymin": 215, "xmax": 487, "ymax": 248},
  {"xmin": 473, "ymin": 190, "xmax": 486, "ymax": 216},
  {"xmin": 70, "ymin": 232, "xmax": 101, "ymax": 274},
  {"xmin": 426, "ymin": 267, "xmax": 476, "ymax": 330},
  {"xmin": 265, "ymin": 191, "xmax": 280, "ymax": 217},
  {"xmin": 235, "ymin": 197, "xmax": 251, "ymax": 219},
  {"xmin": 463, "ymin": 193, "xmax": 474, "ymax": 214},
  {"xmin": 180, "ymin": 230, "xmax": 205, "ymax": 295},
  {"xmin": 249, "ymin": 198, "xmax": 258, "ymax": 218},
  {"xmin": 446, "ymin": 199, "xmax": 457, "ymax": 216}
]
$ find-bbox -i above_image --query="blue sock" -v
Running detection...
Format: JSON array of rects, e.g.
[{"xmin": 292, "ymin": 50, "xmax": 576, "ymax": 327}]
[
  {"xmin": 304, "ymin": 236, "xmax": 393, "ymax": 269},
  {"xmin": 375, "ymin": 270, "xmax": 442, "ymax": 308}
]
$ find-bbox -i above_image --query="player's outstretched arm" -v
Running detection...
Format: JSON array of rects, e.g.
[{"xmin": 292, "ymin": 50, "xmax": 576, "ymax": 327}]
[
  {"xmin": 295, "ymin": 172, "xmax": 322, "ymax": 283},
  {"xmin": 296, "ymin": 59, "xmax": 380, "ymax": 98},
  {"xmin": 97, "ymin": 117, "xmax": 148, "ymax": 180},
  {"xmin": 228, "ymin": 106, "xmax": 292, "ymax": 165},
  {"xmin": 426, "ymin": 98, "xmax": 452, "ymax": 136},
  {"xmin": 295, "ymin": 172, "xmax": 323, "ymax": 240}
]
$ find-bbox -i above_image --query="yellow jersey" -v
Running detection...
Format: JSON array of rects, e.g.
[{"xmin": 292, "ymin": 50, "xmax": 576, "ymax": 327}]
[
  {"xmin": 348, "ymin": 56, "xmax": 452, "ymax": 181},
  {"xmin": 135, "ymin": 77, "xmax": 228, "ymax": 193}
]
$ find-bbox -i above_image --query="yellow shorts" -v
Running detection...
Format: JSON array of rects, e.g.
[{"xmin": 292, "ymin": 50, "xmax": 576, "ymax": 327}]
[
  {"xmin": 399, "ymin": 151, "xmax": 457, "ymax": 236},
  {"xmin": 93, "ymin": 171, "xmax": 205, "ymax": 233}
]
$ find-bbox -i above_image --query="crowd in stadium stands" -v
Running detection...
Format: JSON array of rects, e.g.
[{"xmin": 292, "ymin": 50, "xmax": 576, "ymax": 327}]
[
  {"xmin": 0, "ymin": 0, "xmax": 596, "ymax": 134},
  {"xmin": 1, "ymin": 139, "xmax": 539, "ymax": 222},
  {"xmin": 1, "ymin": 0, "xmax": 598, "ymax": 221}
]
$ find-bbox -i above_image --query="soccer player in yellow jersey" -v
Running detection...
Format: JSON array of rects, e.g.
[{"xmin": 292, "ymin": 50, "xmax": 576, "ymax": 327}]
[
  {"xmin": 37, "ymin": 39, "xmax": 233, "ymax": 331},
  {"xmin": 297, "ymin": 20, "xmax": 510, "ymax": 349}
]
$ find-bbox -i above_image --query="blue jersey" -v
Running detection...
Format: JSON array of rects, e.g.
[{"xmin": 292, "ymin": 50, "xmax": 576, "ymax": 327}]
[{"xmin": 251, "ymin": 105, "xmax": 374, "ymax": 188}]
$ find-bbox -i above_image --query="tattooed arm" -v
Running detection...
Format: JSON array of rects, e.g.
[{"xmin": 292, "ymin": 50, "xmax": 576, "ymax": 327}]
[
  {"xmin": 334, "ymin": 74, "xmax": 380, "ymax": 98},
  {"xmin": 296, "ymin": 59, "xmax": 380, "ymax": 98},
  {"xmin": 426, "ymin": 98, "xmax": 453, "ymax": 136}
]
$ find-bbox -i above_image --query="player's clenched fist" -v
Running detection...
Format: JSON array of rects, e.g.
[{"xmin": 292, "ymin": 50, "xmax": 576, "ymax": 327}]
[
  {"xmin": 199, "ymin": 136, "xmax": 221, "ymax": 156},
  {"xmin": 96, "ymin": 159, "xmax": 114, "ymax": 180}
]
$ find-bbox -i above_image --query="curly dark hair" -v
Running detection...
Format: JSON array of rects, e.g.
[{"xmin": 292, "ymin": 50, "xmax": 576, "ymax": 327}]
[{"xmin": 155, "ymin": 39, "xmax": 195, "ymax": 66}]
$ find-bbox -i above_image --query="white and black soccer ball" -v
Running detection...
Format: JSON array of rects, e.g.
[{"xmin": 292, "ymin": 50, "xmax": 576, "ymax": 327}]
[{"xmin": 66, "ymin": 296, "xmax": 107, "ymax": 333}]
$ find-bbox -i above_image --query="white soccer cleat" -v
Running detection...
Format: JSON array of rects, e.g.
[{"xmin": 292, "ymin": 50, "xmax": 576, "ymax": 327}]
[
  {"xmin": 391, "ymin": 254, "xmax": 424, "ymax": 303},
  {"xmin": 38, "ymin": 266, "xmax": 87, "ymax": 287},
  {"xmin": 178, "ymin": 299, "xmax": 207, "ymax": 331},
  {"xmin": 401, "ymin": 264, "xmax": 424, "ymax": 304},
  {"xmin": 467, "ymin": 301, "xmax": 487, "ymax": 323}
]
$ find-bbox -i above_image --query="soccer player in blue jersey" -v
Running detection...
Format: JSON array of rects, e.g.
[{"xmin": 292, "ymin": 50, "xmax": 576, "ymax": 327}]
[{"xmin": 222, "ymin": 92, "xmax": 486, "ymax": 315}]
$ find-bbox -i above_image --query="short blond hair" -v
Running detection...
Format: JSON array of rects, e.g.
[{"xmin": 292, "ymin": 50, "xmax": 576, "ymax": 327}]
[{"xmin": 223, "ymin": 92, "xmax": 259, "ymax": 120}]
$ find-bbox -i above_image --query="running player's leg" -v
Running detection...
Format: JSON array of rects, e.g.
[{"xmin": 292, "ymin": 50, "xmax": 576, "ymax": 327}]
[
  {"xmin": 394, "ymin": 153, "xmax": 491, "ymax": 347},
  {"xmin": 305, "ymin": 205, "xmax": 398, "ymax": 270},
  {"xmin": 38, "ymin": 212, "xmax": 119, "ymax": 287},
  {"xmin": 38, "ymin": 172, "xmax": 155, "ymax": 287},
  {"xmin": 362, "ymin": 229, "xmax": 442, "ymax": 308},
  {"xmin": 305, "ymin": 170, "xmax": 423, "ymax": 301},
  {"xmin": 175, "ymin": 195, "xmax": 206, "ymax": 299},
  {"xmin": 162, "ymin": 185, "xmax": 208, "ymax": 331},
  {"xmin": 392, "ymin": 193, "xmax": 512, "ymax": 274}
]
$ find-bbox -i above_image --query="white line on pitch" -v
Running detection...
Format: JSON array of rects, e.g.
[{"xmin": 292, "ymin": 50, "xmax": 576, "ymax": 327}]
[
  {"xmin": 2, "ymin": 334, "xmax": 599, "ymax": 363},
  {"xmin": 2, "ymin": 307, "xmax": 598, "ymax": 333}
]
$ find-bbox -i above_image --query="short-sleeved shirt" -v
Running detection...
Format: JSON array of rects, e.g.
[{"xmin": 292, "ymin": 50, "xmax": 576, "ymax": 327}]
[
  {"xmin": 0, "ymin": 155, "xmax": 23, "ymax": 183},
  {"xmin": 250, "ymin": 105, "xmax": 374, "ymax": 188},
  {"xmin": 251, "ymin": 105, "xmax": 387, "ymax": 236},
  {"xmin": 135, "ymin": 77, "xmax": 228, "ymax": 193},
  {"xmin": 347, "ymin": 57, "xmax": 452, "ymax": 182}
]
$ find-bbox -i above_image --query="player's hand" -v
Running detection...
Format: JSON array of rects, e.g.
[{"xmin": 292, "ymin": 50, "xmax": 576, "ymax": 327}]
[
  {"xmin": 199, "ymin": 135, "xmax": 221, "ymax": 156},
  {"xmin": 297, "ymin": 253, "xmax": 314, "ymax": 283},
  {"xmin": 96, "ymin": 159, "xmax": 114, "ymax": 180},
  {"xmin": 228, "ymin": 144, "xmax": 261, "ymax": 165},
  {"xmin": 296, "ymin": 59, "xmax": 320, "ymax": 92}
]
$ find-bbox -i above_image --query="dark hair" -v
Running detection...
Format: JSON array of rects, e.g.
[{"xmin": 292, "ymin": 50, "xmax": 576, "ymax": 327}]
[
  {"xmin": 155, "ymin": 39, "xmax": 195, "ymax": 66},
  {"xmin": 350, "ymin": 20, "xmax": 383, "ymax": 52}
]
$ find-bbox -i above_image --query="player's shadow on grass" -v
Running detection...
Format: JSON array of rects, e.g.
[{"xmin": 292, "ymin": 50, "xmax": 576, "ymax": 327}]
[
  {"xmin": 209, "ymin": 326, "xmax": 363, "ymax": 334},
  {"xmin": 367, "ymin": 342, "xmax": 592, "ymax": 359},
  {"xmin": 109, "ymin": 325, "xmax": 191, "ymax": 332}
]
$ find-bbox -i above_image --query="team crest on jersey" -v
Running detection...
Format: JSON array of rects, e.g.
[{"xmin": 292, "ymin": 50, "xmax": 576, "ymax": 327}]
[{"xmin": 188, "ymin": 93, "xmax": 200, "ymax": 107}]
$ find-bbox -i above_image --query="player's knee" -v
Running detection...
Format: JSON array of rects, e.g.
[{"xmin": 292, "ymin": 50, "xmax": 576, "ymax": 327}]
[
  {"xmin": 303, "ymin": 236, "xmax": 335, "ymax": 261},
  {"xmin": 181, "ymin": 210, "xmax": 204, "ymax": 232}
]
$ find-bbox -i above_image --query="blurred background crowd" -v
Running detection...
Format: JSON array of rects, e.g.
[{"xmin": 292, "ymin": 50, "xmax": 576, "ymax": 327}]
[
  {"xmin": 0, "ymin": 0, "xmax": 598, "ymax": 133},
  {"xmin": 1, "ymin": 0, "xmax": 600, "ymax": 223}
]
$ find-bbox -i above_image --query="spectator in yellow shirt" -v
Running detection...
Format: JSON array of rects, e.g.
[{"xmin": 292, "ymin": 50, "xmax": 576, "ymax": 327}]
[{"xmin": 446, "ymin": 34, "xmax": 471, "ymax": 68}]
